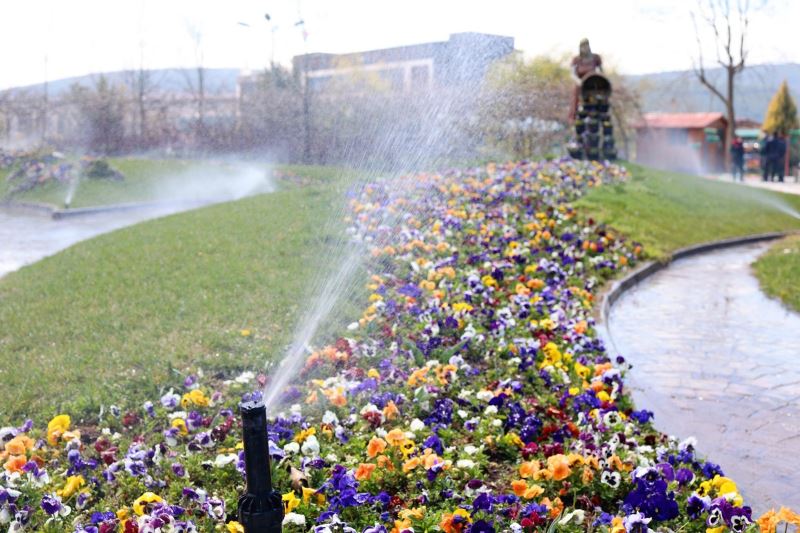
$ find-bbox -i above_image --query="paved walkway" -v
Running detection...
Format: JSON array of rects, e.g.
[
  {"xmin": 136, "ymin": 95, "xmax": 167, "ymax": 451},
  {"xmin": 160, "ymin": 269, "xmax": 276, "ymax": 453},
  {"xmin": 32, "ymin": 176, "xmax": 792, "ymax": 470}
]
[
  {"xmin": 0, "ymin": 206, "xmax": 184, "ymax": 279},
  {"xmin": 605, "ymin": 241, "xmax": 800, "ymax": 515},
  {"xmin": 707, "ymin": 172, "xmax": 800, "ymax": 196}
]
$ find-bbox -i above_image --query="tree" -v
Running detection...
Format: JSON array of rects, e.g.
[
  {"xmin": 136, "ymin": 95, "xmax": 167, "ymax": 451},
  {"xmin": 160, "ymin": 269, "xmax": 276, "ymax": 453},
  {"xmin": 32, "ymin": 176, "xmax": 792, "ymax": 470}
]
[
  {"xmin": 70, "ymin": 76, "xmax": 127, "ymax": 155},
  {"xmin": 604, "ymin": 70, "xmax": 645, "ymax": 160},
  {"xmin": 691, "ymin": 0, "xmax": 760, "ymax": 153},
  {"xmin": 237, "ymin": 66, "xmax": 303, "ymax": 159},
  {"xmin": 762, "ymin": 81, "xmax": 799, "ymax": 136},
  {"xmin": 124, "ymin": 65, "xmax": 160, "ymax": 150},
  {"xmin": 478, "ymin": 53, "xmax": 572, "ymax": 160},
  {"xmin": 183, "ymin": 24, "xmax": 207, "ymax": 151}
]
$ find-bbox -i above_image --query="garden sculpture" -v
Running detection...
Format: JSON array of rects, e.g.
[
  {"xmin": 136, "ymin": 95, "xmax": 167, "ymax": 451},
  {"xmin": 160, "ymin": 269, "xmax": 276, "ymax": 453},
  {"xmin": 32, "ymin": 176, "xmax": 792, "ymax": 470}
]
[{"xmin": 568, "ymin": 39, "xmax": 617, "ymax": 160}]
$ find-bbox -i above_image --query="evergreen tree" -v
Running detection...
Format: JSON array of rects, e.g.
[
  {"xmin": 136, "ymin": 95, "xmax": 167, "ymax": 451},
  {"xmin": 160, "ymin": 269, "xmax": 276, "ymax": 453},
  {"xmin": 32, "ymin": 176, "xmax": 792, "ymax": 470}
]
[{"xmin": 763, "ymin": 81, "xmax": 799, "ymax": 136}]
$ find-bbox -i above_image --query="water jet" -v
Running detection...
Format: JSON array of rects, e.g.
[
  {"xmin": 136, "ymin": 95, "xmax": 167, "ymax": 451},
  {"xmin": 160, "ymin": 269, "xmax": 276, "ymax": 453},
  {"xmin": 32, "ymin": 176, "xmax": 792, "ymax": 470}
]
[{"xmin": 238, "ymin": 397, "xmax": 283, "ymax": 533}]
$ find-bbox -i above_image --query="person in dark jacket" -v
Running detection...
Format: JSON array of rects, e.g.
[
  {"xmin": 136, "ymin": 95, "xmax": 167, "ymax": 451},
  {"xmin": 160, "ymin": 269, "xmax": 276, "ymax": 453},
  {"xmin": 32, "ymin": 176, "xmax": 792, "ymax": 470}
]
[
  {"xmin": 730, "ymin": 137, "xmax": 745, "ymax": 181},
  {"xmin": 771, "ymin": 136, "xmax": 787, "ymax": 182},
  {"xmin": 761, "ymin": 134, "xmax": 774, "ymax": 181}
]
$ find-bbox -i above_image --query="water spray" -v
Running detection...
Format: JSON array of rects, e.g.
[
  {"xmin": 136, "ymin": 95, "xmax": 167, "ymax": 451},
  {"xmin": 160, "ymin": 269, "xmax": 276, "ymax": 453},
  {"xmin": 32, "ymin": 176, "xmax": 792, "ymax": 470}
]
[{"xmin": 238, "ymin": 398, "xmax": 283, "ymax": 532}]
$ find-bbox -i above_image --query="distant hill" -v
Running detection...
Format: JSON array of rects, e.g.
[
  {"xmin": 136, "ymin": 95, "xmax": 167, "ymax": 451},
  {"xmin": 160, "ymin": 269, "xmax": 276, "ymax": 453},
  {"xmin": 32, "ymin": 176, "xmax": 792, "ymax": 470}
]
[
  {"xmin": 3, "ymin": 68, "xmax": 242, "ymax": 97},
  {"xmin": 627, "ymin": 62, "xmax": 800, "ymax": 124},
  {"xmin": 5, "ymin": 63, "xmax": 798, "ymax": 125}
]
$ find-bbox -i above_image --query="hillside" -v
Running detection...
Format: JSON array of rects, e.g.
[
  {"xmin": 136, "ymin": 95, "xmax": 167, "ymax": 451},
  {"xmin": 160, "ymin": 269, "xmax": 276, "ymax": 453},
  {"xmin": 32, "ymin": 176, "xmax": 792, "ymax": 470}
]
[
  {"xmin": 628, "ymin": 62, "xmax": 800, "ymax": 123},
  {"xmin": 2, "ymin": 67, "xmax": 242, "ymax": 98}
]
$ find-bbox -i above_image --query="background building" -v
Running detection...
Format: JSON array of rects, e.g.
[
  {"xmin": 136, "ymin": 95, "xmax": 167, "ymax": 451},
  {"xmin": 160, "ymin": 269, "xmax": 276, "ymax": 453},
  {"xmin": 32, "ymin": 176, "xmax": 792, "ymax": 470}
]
[
  {"xmin": 635, "ymin": 112, "xmax": 728, "ymax": 174},
  {"xmin": 291, "ymin": 32, "xmax": 515, "ymax": 93}
]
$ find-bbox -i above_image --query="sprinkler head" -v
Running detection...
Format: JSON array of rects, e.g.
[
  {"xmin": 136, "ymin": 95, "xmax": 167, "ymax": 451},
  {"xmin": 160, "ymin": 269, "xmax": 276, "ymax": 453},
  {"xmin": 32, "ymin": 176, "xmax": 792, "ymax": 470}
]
[{"xmin": 238, "ymin": 397, "xmax": 283, "ymax": 533}]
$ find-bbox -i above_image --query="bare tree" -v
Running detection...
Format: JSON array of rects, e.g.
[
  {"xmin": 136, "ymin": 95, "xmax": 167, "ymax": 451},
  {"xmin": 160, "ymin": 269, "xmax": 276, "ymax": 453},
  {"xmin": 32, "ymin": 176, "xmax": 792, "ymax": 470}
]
[
  {"xmin": 69, "ymin": 76, "xmax": 126, "ymax": 155},
  {"xmin": 182, "ymin": 24, "xmax": 207, "ymax": 150},
  {"xmin": 124, "ymin": 43, "xmax": 161, "ymax": 150},
  {"xmin": 691, "ymin": 0, "xmax": 760, "ymax": 153}
]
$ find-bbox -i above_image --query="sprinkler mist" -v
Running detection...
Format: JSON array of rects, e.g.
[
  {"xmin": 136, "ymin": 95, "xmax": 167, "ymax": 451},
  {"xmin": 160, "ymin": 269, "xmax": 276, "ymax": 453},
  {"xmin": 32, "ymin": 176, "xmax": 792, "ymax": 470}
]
[{"xmin": 238, "ymin": 397, "xmax": 283, "ymax": 532}]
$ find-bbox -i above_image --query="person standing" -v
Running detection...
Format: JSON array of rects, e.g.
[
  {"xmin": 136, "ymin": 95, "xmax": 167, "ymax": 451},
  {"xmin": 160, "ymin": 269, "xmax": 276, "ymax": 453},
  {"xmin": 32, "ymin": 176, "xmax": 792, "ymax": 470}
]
[
  {"xmin": 772, "ymin": 136, "xmax": 787, "ymax": 182},
  {"xmin": 730, "ymin": 137, "xmax": 745, "ymax": 181},
  {"xmin": 761, "ymin": 134, "xmax": 774, "ymax": 181}
]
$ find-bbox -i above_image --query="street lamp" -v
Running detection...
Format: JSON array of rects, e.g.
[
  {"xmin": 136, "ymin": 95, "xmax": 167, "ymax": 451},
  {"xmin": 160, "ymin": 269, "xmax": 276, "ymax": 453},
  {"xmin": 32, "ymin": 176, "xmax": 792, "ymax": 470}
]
[
  {"xmin": 237, "ymin": 13, "xmax": 278, "ymax": 71},
  {"xmin": 295, "ymin": 18, "xmax": 311, "ymax": 163}
]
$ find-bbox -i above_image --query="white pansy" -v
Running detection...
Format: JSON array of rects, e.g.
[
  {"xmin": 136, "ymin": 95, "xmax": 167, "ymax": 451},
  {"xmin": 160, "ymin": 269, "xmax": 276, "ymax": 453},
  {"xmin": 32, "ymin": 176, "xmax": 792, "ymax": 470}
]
[
  {"xmin": 484, "ymin": 405, "xmax": 498, "ymax": 415},
  {"xmin": 213, "ymin": 454, "xmax": 238, "ymax": 467},
  {"xmin": 359, "ymin": 404, "xmax": 380, "ymax": 415},
  {"xmin": 234, "ymin": 371, "xmax": 255, "ymax": 384},
  {"xmin": 282, "ymin": 512, "xmax": 306, "ymax": 526},
  {"xmin": 476, "ymin": 390, "xmax": 494, "ymax": 402},
  {"xmin": 409, "ymin": 419, "xmax": 425, "ymax": 432},
  {"xmin": 283, "ymin": 442, "xmax": 300, "ymax": 455},
  {"xmin": 301, "ymin": 435, "xmax": 320, "ymax": 456},
  {"xmin": 558, "ymin": 509, "xmax": 586, "ymax": 526},
  {"xmin": 456, "ymin": 459, "xmax": 475, "ymax": 469},
  {"xmin": 457, "ymin": 389, "xmax": 473, "ymax": 399}
]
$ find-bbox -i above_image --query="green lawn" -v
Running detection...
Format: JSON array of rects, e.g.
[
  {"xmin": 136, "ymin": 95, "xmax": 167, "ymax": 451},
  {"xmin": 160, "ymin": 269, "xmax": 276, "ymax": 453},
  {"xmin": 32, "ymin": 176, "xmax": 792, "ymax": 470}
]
[
  {"xmin": 4, "ymin": 161, "xmax": 800, "ymax": 421},
  {"xmin": 753, "ymin": 235, "xmax": 800, "ymax": 312},
  {"xmin": 576, "ymin": 164, "xmax": 800, "ymax": 259},
  {"xmin": 0, "ymin": 168, "xmax": 364, "ymax": 421},
  {"xmin": 4, "ymin": 158, "xmax": 287, "ymax": 208}
]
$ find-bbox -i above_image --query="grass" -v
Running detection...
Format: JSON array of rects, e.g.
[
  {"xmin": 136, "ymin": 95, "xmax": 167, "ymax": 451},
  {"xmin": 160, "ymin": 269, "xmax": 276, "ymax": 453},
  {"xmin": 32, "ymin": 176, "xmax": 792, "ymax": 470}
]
[
  {"xmin": 0, "ymin": 167, "xmax": 366, "ymax": 421},
  {"xmin": 753, "ymin": 235, "xmax": 800, "ymax": 312},
  {"xmin": 4, "ymin": 160, "xmax": 800, "ymax": 421},
  {"xmin": 576, "ymin": 164, "xmax": 800, "ymax": 259},
  {"xmin": 3, "ymin": 158, "xmax": 284, "ymax": 208}
]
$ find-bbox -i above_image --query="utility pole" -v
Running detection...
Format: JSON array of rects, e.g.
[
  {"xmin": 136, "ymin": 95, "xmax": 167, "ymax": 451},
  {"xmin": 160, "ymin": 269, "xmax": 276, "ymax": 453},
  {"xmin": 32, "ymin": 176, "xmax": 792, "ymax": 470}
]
[
  {"xmin": 41, "ymin": 54, "xmax": 49, "ymax": 145},
  {"xmin": 296, "ymin": 19, "xmax": 311, "ymax": 163}
]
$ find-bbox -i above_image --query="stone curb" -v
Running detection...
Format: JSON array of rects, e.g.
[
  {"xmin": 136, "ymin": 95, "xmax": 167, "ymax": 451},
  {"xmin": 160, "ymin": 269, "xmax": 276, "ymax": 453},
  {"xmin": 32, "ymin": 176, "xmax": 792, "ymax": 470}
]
[
  {"xmin": 51, "ymin": 200, "xmax": 208, "ymax": 219},
  {"xmin": 0, "ymin": 200, "xmax": 56, "ymax": 216},
  {"xmin": 1, "ymin": 199, "xmax": 209, "ymax": 220},
  {"xmin": 598, "ymin": 231, "xmax": 790, "ymax": 353}
]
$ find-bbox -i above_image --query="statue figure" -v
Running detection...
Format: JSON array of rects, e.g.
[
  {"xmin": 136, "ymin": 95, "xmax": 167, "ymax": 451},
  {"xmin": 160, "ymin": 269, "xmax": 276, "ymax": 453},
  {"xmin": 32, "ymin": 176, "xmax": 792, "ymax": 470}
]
[
  {"xmin": 570, "ymin": 38, "xmax": 603, "ymax": 120},
  {"xmin": 566, "ymin": 39, "xmax": 616, "ymax": 160}
]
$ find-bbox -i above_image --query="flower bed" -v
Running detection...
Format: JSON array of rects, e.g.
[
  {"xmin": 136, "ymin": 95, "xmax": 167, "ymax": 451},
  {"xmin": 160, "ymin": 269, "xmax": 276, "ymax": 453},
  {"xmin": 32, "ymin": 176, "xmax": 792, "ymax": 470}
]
[{"xmin": 0, "ymin": 160, "xmax": 788, "ymax": 532}]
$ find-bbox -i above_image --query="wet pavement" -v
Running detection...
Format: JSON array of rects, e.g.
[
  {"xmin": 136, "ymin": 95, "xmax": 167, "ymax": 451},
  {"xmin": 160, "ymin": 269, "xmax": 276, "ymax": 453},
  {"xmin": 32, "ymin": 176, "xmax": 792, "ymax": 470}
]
[
  {"xmin": 606, "ymin": 241, "xmax": 800, "ymax": 515},
  {"xmin": 0, "ymin": 205, "xmax": 189, "ymax": 279}
]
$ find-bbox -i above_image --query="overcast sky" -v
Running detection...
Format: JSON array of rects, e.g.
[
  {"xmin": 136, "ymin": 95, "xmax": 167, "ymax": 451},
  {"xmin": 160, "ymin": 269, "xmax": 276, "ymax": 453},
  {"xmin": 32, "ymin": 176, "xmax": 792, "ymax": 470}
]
[{"xmin": 0, "ymin": 0, "xmax": 796, "ymax": 89}]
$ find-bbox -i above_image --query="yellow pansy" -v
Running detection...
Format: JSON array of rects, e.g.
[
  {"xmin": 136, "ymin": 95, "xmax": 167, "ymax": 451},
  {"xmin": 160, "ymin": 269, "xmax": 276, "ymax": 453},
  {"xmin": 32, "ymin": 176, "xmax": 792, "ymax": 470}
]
[
  {"xmin": 133, "ymin": 492, "xmax": 163, "ymax": 515},
  {"xmin": 57, "ymin": 475, "xmax": 85, "ymax": 499},
  {"xmin": 282, "ymin": 491, "xmax": 300, "ymax": 513},
  {"xmin": 227, "ymin": 521, "xmax": 245, "ymax": 533},
  {"xmin": 47, "ymin": 414, "xmax": 71, "ymax": 446},
  {"xmin": 294, "ymin": 427, "xmax": 316, "ymax": 444}
]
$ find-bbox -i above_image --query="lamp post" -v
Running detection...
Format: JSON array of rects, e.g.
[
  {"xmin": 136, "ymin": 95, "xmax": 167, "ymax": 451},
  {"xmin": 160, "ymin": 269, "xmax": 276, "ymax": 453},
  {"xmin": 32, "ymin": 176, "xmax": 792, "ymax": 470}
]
[
  {"xmin": 295, "ymin": 19, "xmax": 311, "ymax": 164},
  {"xmin": 264, "ymin": 14, "xmax": 279, "ymax": 68},
  {"xmin": 237, "ymin": 13, "xmax": 278, "ymax": 72}
]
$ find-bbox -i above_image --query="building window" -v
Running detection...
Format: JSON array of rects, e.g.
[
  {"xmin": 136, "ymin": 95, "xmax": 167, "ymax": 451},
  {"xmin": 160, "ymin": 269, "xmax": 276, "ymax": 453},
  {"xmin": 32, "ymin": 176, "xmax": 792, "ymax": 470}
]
[
  {"xmin": 307, "ymin": 75, "xmax": 331, "ymax": 92},
  {"xmin": 379, "ymin": 68, "xmax": 405, "ymax": 91},
  {"xmin": 411, "ymin": 65, "xmax": 430, "ymax": 88}
]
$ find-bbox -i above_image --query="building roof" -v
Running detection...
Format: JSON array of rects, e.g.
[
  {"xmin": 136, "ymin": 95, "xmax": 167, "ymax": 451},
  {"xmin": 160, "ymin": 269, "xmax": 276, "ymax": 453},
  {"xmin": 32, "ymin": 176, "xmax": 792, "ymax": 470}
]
[
  {"xmin": 637, "ymin": 112, "xmax": 727, "ymax": 129},
  {"xmin": 293, "ymin": 33, "xmax": 514, "ymax": 74}
]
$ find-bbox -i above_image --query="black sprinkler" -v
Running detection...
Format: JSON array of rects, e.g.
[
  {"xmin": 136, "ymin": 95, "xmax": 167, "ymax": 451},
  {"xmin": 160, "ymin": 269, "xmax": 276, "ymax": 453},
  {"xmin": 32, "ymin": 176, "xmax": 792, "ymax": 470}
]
[{"xmin": 238, "ymin": 398, "xmax": 283, "ymax": 532}]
